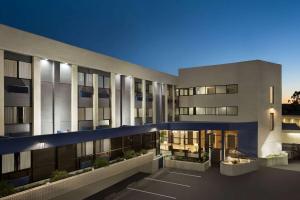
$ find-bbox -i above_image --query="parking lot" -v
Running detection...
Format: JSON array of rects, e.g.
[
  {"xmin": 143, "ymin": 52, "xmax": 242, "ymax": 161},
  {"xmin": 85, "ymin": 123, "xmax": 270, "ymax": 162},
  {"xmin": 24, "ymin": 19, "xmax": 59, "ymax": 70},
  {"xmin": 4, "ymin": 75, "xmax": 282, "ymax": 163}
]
[{"xmin": 87, "ymin": 166, "xmax": 300, "ymax": 200}]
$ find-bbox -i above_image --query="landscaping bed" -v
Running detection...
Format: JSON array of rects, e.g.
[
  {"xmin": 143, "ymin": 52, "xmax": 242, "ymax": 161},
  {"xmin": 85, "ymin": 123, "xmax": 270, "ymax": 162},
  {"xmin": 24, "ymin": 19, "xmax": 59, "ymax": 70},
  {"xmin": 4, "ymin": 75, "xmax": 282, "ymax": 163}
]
[
  {"xmin": 0, "ymin": 150, "xmax": 153, "ymax": 199},
  {"xmin": 220, "ymin": 159, "xmax": 259, "ymax": 176},
  {"xmin": 259, "ymin": 152, "xmax": 288, "ymax": 167},
  {"xmin": 164, "ymin": 156, "xmax": 210, "ymax": 172}
]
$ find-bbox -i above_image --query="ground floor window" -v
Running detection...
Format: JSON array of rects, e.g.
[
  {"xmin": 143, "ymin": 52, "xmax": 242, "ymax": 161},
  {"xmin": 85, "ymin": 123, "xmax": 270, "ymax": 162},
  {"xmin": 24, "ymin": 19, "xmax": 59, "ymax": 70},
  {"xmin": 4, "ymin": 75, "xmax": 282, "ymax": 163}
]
[{"xmin": 160, "ymin": 129, "xmax": 239, "ymax": 163}]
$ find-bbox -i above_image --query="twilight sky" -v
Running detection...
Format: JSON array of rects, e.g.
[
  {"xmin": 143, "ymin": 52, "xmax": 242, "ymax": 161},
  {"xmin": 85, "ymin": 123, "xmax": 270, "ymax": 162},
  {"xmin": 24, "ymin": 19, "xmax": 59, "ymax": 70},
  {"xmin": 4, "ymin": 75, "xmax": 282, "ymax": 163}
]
[{"xmin": 0, "ymin": 0, "xmax": 299, "ymax": 102}]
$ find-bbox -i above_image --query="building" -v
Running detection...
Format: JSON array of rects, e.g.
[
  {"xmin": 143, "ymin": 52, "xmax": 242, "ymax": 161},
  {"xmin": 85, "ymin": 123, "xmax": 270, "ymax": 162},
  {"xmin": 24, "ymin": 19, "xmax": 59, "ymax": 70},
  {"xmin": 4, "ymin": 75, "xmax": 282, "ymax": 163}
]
[
  {"xmin": 0, "ymin": 24, "xmax": 283, "ymax": 186},
  {"xmin": 281, "ymin": 104, "xmax": 300, "ymax": 159}
]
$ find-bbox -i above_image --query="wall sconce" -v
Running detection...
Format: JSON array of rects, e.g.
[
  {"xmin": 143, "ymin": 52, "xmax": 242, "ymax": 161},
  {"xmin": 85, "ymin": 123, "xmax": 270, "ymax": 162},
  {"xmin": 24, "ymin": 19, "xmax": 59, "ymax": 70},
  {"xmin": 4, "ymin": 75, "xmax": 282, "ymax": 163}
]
[{"xmin": 39, "ymin": 142, "xmax": 46, "ymax": 149}]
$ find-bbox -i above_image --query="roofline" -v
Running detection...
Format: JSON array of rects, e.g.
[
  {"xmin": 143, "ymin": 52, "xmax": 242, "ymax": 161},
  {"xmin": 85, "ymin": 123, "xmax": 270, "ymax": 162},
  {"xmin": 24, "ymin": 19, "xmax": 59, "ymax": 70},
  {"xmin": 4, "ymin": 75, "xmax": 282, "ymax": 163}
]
[
  {"xmin": 0, "ymin": 24, "xmax": 177, "ymax": 84},
  {"xmin": 179, "ymin": 59, "xmax": 281, "ymax": 71}
]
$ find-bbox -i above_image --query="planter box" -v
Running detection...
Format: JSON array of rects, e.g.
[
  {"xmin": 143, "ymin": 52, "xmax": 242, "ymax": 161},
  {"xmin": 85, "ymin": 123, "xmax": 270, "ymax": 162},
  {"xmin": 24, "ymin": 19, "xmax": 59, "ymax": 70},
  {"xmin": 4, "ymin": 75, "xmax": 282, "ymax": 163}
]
[
  {"xmin": 2, "ymin": 152, "xmax": 154, "ymax": 200},
  {"xmin": 220, "ymin": 160, "xmax": 259, "ymax": 176},
  {"xmin": 164, "ymin": 159, "xmax": 210, "ymax": 172},
  {"xmin": 259, "ymin": 154, "xmax": 288, "ymax": 167}
]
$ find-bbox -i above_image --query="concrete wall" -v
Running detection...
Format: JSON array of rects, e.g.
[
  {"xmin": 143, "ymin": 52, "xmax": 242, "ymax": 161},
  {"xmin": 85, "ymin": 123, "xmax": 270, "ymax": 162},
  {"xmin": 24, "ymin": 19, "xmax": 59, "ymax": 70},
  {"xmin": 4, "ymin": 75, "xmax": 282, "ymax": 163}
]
[
  {"xmin": 178, "ymin": 60, "xmax": 282, "ymax": 157},
  {"xmin": 2, "ymin": 153, "xmax": 154, "ymax": 200}
]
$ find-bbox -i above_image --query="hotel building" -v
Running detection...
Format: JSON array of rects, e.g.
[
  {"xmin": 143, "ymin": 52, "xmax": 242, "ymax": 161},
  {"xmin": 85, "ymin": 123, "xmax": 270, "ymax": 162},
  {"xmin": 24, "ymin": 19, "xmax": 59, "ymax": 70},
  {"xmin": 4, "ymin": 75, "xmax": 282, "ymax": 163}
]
[{"xmin": 0, "ymin": 24, "xmax": 282, "ymax": 186}]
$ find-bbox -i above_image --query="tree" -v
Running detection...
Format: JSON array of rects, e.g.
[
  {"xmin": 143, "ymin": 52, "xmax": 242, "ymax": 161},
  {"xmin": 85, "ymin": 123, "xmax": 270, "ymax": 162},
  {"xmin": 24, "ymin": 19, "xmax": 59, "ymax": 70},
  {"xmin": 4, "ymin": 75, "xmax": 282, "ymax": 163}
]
[{"xmin": 288, "ymin": 91, "xmax": 300, "ymax": 104}]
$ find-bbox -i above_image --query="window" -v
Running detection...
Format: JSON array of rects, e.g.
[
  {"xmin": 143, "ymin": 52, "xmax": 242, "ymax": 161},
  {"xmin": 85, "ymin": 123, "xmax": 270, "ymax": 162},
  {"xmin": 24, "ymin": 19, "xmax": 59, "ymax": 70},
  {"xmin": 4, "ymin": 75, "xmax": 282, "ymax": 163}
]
[
  {"xmin": 179, "ymin": 89, "xmax": 189, "ymax": 96},
  {"xmin": 270, "ymin": 113, "xmax": 274, "ymax": 131},
  {"xmin": 85, "ymin": 74, "xmax": 93, "ymax": 86},
  {"xmin": 18, "ymin": 61, "xmax": 32, "ymax": 79},
  {"xmin": 270, "ymin": 86, "xmax": 274, "ymax": 104},
  {"xmin": 86, "ymin": 141, "xmax": 94, "ymax": 155},
  {"xmin": 189, "ymin": 107, "xmax": 194, "ymax": 115},
  {"xmin": 2, "ymin": 154, "xmax": 14, "ymax": 173},
  {"xmin": 78, "ymin": 72, "xmax": 85, "ymax": 86},
  {"xmin": 196, "ymin": 107, "xmax": 205, "ymax": 115},
  {"xmin": 206, "ymin": 107, "xmax": 216, "ymax": 115},
  {"xmin": 175, "ymin": 89, "xmax": 179, "ymax": 96},
  {"xmin": 216, "ymin": 107, "xmax": 227, "ymax": 115},
  {"xmin": 78, "ymin": 108, "xmax": 93, "ymax": 121},
  {"xmin": 179, "ymin": 107, "xmax": 189, "ymax": 115},
  {"xmin": 216, "ymin": 85, "xmax": 226, "ymax": 94},
  {"xmin": 104, "ymin": 77, "xmax": 110, "ymax": 88},
  {"xmin": 196, "ymin": 86, "xmax": 206, "ymax": 94},
  {"xmin": 4, "ymin": 59, "xmax": 17, "ymax": 77},
  {"xmin": 77, "ymin": 142, "xmax": 94, "ymax": 157},
  {"xmin": 226, "ymin": 84, "xmax": 238, "ymax": 94},
  {"xmin": 189, "ymin": 88, "xmax": 194, "ymax": 96},
  {"xmin": 227, "ymin": 106, "xmax": 238, "ymax": 115},
  {"xmin": 20, "ymin": 151, "xmax": 31, "ymax": 170},
  {"xmin": 206, "ymin": 86, "xmax": 216, "ymax": 94}
]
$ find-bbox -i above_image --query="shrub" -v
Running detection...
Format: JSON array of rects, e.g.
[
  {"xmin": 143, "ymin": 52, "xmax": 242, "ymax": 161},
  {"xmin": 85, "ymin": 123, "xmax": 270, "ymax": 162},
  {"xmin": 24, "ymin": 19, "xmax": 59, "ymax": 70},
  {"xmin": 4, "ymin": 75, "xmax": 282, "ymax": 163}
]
[
  {"xmin": 140, "ymin": 149, "xmax": 147, "ymax": 155},
  {"xmin": 94, "ymin": 157, "xmax": 109, "ymax": 169},
  {"xmin": 50, "ymin": 170, "xmax": 69, "ymax": 182},
  {"xmin": 0, "ymin": 181, "xmax": 14, "ymax": 197},
  {"xmin": 124, "ymin": 150, "xmax": 136, "ymax": 159}
]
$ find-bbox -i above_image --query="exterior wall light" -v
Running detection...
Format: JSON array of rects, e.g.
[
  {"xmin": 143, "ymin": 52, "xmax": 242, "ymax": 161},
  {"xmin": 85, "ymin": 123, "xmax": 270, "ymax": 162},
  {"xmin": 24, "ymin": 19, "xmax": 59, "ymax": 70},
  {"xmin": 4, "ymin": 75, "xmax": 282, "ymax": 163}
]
[{"xmin": 39, "ymin": 142, "xmax": 46, "ymax": 149}]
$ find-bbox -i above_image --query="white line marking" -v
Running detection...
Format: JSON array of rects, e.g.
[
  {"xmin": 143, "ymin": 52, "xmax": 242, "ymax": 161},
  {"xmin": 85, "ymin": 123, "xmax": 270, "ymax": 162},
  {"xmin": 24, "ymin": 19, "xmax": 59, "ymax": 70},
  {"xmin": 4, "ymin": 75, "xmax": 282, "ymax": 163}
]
[
  {"xmin": 169, "ymin": 171, "xmax": 202, "ymax": 178},
  {"xmin": 127, "ymin": 187, "xmax": 176, "ymax": 199},
  {"xmin": 145, "ymin": 177, "xmax": 191, "ymax": 188}
]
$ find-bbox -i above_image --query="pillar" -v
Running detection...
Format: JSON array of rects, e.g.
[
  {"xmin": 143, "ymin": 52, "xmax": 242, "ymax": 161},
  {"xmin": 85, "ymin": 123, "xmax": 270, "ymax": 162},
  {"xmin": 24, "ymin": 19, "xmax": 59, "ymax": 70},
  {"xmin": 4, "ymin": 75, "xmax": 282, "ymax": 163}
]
[
  {"xmin": 172, "ymin": 85, "xmax": 175, "ymax": 122},
  {"xmin": 152, "ymin": 82, "xmax": 157, "ymax": 124},
  {"xmin": 130, "ymin": 77, "xmax": 135, "ymax": 125},
  {"xmin": 164, "ymin": 84, "xmax": 168, "ymax": 122},
  {"xmin": 110, "ymin": 73, "xmax": 116, "ymax": 128},
  {"xmin": 71, "ymin": 65, "xmax": 78, "ymax": 132},
  {"xmin": 93, "ymin": 73, "xmax": 99, "ymax": 129},
  {"xmin": 33, "ymin": 57, "xmax": 41, "ymax": 135},
  {"xmin": 142, "ymin": 79, "xmax": 146, "ymax": 124},
  {"xmin": 0, "ymin": 50, "xmax": 4, "ymax": 136}
]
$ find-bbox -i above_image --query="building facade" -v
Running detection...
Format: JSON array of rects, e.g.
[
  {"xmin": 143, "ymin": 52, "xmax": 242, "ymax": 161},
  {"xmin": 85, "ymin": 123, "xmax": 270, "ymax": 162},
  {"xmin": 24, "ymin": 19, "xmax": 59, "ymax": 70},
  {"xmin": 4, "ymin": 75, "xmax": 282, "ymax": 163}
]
[{"xmin": 0, "ymin": 24, "xmax": 283, "ymax": 186}]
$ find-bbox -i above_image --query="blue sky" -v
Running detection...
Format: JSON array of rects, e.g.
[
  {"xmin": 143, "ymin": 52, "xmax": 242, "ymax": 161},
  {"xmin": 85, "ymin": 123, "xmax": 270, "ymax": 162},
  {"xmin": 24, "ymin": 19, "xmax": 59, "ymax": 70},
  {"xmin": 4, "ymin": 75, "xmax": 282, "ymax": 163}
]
[{"xmin": 0, "ymin": 0, "xmax": 299, "ymax": 102}]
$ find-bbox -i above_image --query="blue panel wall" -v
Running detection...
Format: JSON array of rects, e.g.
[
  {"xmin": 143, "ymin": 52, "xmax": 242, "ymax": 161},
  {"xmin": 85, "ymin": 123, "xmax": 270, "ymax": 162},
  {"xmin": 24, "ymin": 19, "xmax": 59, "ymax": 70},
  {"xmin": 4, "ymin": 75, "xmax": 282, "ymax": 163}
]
[{"xmin": 0, "ymin": 122, "xmax": 258, "ymax": 157}]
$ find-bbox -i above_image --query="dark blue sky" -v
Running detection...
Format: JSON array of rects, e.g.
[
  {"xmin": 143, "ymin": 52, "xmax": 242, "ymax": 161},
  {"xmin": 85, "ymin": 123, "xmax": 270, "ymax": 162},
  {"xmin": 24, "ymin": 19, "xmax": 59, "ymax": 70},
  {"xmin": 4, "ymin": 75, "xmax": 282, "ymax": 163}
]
[{"xmin": 0, "ymin": 0, "xmax": 299, "ymax": 102}]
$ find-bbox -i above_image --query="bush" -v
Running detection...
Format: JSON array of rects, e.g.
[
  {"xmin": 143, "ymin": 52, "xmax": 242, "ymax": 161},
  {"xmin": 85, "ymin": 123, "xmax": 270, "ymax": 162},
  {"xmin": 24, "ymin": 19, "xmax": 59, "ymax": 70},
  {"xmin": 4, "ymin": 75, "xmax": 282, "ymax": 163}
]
[
  {"xmin": 94, "ymin": 157, "xmax": 109, "ymax": 169},
  {"xmin": 140, "ymin": 149, "xmax": 147, "ymax": 155},
  {"xmin": 50, "ymin": 170, "xmax": 69, "ymax": 182},
  {"xmin": 123, "ymin": 150, "xmax": 136, "ymax": 159},
  {"xmin": 0, "ymin": 181, "xmax": 14, "ymax": 197}
]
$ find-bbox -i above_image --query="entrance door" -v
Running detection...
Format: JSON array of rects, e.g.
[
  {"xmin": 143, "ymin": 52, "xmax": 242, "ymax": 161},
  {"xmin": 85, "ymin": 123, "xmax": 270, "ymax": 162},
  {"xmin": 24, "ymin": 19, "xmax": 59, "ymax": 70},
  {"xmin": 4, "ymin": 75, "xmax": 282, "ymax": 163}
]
[{"xmin": 208, "ymin": 130, "xmax": 222, "ymax": 166}]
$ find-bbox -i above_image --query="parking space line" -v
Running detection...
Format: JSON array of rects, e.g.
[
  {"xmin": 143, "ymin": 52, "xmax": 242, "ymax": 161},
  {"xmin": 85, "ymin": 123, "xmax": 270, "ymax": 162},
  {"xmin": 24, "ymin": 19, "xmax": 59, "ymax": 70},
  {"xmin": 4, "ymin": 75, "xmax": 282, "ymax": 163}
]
[
  {"xmin": 127, "ymin": 187, "xmax": 176, "ymax": 199},
  {"xmin": 145, "ymin": 177, "xmax": 191, "ymax": 188},
  {"xmin": 168, "ymin": 171, "xmax": 202, "ymax": 178}
]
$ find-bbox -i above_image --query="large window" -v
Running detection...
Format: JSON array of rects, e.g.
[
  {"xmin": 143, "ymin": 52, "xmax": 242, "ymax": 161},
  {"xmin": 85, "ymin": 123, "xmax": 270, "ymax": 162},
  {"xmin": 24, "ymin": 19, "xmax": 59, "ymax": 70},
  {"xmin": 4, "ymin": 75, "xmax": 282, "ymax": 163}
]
[
  {"xmin": 1, "ymin": 151, "xmax": 31, "ymax": 174},
  {"xmin": 181, "ymin": 84, "xmax": 238, "ymax": 96},
  {"xmin": 182, "ymin": 106, "xmax": 238, "ymax": 116},
  {"xmin": 226, "ymin": 84, "xmax": 238, "ymax": 94},
  {"xmin": 226, "ymin": 106, "xmax": 238, "ymax": 116}
]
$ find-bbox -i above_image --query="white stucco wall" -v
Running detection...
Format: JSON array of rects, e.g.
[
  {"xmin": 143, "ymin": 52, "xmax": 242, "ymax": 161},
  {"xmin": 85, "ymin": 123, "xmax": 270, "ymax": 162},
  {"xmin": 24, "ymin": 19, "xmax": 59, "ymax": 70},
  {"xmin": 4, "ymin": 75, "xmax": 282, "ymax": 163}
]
[{"xmin": 178, "ymin": 60, "xmax": 282, "ymax": 157}]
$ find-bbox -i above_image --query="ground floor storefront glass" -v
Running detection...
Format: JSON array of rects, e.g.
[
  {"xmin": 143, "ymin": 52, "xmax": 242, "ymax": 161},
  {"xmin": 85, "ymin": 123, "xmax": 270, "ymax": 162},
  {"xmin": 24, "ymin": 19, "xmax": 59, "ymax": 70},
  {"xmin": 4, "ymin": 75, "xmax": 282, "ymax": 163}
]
[{"xmin": 160, "ymin": 130, "xmax": 239, "ymax": 164}]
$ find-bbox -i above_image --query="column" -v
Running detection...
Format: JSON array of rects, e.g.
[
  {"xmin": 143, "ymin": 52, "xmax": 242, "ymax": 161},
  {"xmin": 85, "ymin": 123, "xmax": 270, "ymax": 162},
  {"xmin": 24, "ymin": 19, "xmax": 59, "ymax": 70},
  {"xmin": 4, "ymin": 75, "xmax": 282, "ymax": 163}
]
[
  {"xmin": 71, "ymin": 65, "xmax": 78, "ymax": 132},
  {"xmin": 172, "ymin": 85, "xmax": 175, "ymax": 122},
  {"xmin": 130, "ymin": 77, "xmax": 135, "ymax": 125},
  {"xmin": 142, "ymin": 79, "xmax": 146, "ymax": 124},
  {"xmin": 93, "ymin": 73, "xmax": 99, "ymax": 129},
  {"xmin": 33, "ymin": 57, "xmax": 41, "ymax": 135},
  {"xmin": 110, "ymin": 73, "xmax": 116, "ymax": 128},
  {"xmin": 152, "ymin": 82, "xmax": 157, "ymax": 124},
  {"xmin": 164, "ymin": 84, "xmax": 168, "ymax": 122},
  {"xmin": 0, "ymin": 50, "xmax": 4, "ymax": 136}
]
